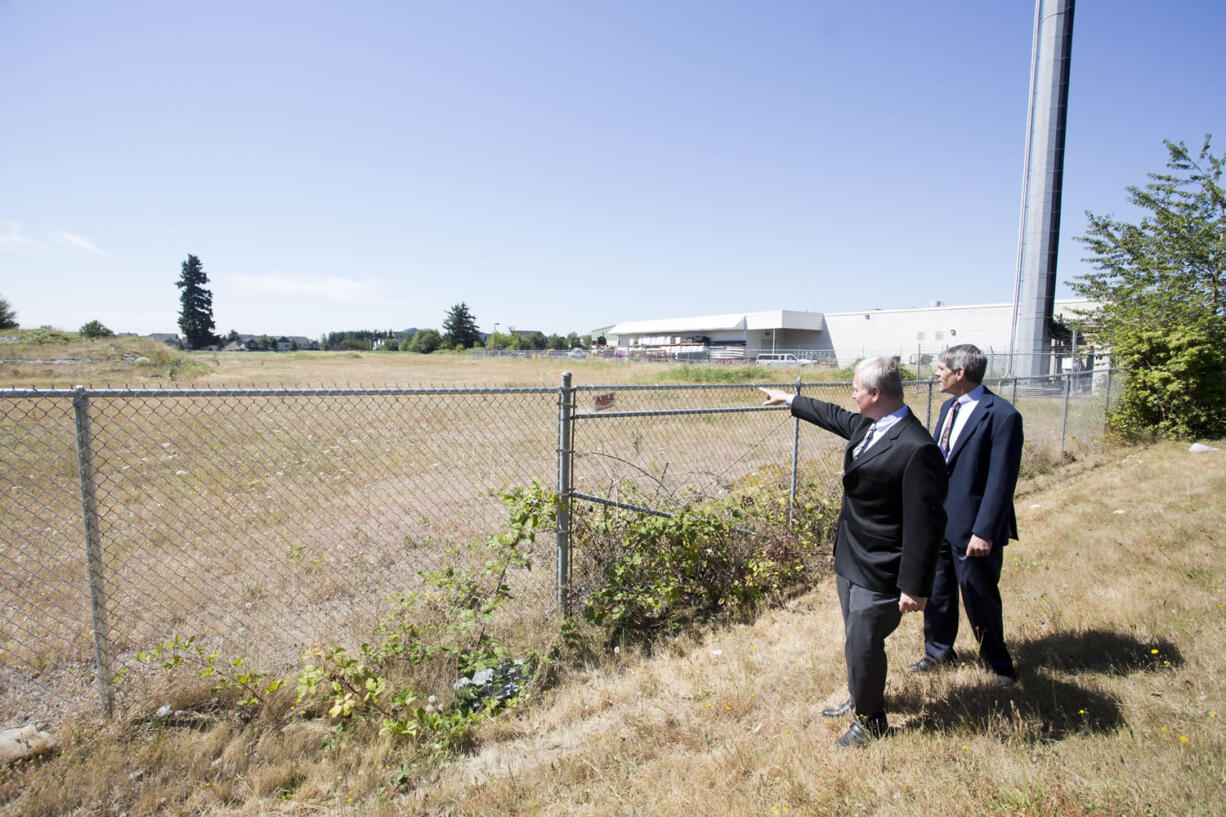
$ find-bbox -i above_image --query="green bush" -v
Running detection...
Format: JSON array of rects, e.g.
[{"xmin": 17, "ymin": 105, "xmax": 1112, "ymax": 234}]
[
  {"xmin": 79, "ymin": 320, "xmax": 114, "ymax": 339},
  {"xmin": 575, "ymin": 478, "xmax": 836, "ymax": 645},
  {"xmin": 409, "ymin": 328, "xmax": 442, "ymax": 354},
  {"xmin": 1109, "ymin": 320, "xmax": 1226, "ymax": 440}
]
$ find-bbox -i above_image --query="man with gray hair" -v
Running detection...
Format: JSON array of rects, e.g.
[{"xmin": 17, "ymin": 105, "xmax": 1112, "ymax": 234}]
[
  {"xmin": 908, "ymin": 344, "xmax": 1024, "ymax": 686},
  {"xmin": 760, "ymin": 356, "xmax": 947, "ymax": 746}
]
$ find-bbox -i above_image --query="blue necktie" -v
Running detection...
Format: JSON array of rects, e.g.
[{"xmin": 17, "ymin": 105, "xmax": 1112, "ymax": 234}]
[{"xmin": 854, "ymin": 424, "xmax": 876, "ymax": 459}]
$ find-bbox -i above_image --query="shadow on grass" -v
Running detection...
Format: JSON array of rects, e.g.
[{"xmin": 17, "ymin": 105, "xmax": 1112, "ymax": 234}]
[
  {"xmin": 1013, "ymin": 628, "xmax": 1184, "ymax": 675},
  {"xmin": 909, "ymin": 629, "xmax": 1184, "ymax": 742},
  {"xmin": 915, "ymin": 674, "xmax": 1123, "ymax": 740}
]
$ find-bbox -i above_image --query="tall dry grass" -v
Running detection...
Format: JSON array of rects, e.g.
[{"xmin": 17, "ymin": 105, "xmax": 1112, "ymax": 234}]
[{"xmin": 3, "ymin": 439, "xmax": 1222, "ymax": 816}]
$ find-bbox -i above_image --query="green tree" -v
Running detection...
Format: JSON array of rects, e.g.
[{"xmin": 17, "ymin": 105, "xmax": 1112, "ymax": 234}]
[
  {"xmin": 79, "ymin": 320, "xmax": 114, "ymax": 338},
  {"xmin": 1071, "ymin": 136, "xmax": 1226, "ymax": 439},
  {"xmin": 409, "ymin": 328, "xmax": 443, "ymax": 354},
  {"xmin": 546, "ymin": 333, "xmax": 567, "ymax": 350},
  {"xmin": 176, "ymin": 254, "xmax": 218, "ymax": 349},
  {"xmin": 441, "ymin": 302, "xmax": 481, "ymax": 349},
  {"xmin": 0, "ymin": 296, "xmax": 17, "ymax": 330},
  {"xmin": 526, "ymin": 331, "xmax": 547, "ymax": 350},
  {"xmin": 566, "ymin": 332, "xmax": 585, "ymax": 349}
]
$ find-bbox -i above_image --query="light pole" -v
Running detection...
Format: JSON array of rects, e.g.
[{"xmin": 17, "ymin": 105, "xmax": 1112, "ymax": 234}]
[{"xmin": 492, "ymin": 322, "xmax": 500, "ymax": 352}]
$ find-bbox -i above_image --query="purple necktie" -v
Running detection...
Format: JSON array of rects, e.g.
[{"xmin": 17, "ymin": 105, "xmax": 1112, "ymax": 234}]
[{"xmin": 939, "ymin": 401, "xmax": 961, "ymax": 457}]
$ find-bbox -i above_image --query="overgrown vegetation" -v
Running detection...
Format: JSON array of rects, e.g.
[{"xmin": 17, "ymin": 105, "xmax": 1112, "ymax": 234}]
[
  {"xmin": 574, "ymin": 477, "xmax": 838, "ymax": 645},
  {"xmin": 6, "ymin": 441, "xmax": 1223, "ymax": 815},
  {"xmin": 1072, "ymin": 136, "xmax": 1226, "ymax": 440},
  {"xmin": 0, "ymin": 331, "xmax": 213, "ymax": 381},
  {"xmin": 0, "ymin": 473, "xmax": 841, "ymax": 814}
]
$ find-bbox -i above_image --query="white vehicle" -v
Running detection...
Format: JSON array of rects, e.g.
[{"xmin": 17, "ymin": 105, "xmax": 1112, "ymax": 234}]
[
  {"xmin": 756, "ymin": 353, "xmax": 814, "ymax": 366},
  {"xmin": 567, "ymin": 348, "xmax": 588, "ymax": 359}
]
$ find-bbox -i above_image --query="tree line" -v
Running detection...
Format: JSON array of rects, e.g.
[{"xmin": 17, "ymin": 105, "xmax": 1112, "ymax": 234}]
[{"xmin": 173, "ymin": 264, "xmax": 587, "ymax": 354}]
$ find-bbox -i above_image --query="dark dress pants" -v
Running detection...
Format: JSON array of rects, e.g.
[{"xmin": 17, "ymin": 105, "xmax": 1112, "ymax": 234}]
[
  {"xmin": 922, "ymin": 538, "xmax": 1014, "ymax": 677},
  {"xmin": 837, "ymin": 574, "xmax": 902, "ymax": 720}
]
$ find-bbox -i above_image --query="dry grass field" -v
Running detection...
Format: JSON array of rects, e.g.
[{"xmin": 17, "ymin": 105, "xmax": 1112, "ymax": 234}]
[
  {"xmin": 2, "ymin": 336, "xmax": 688, "ymax": 389},
  {"xmin": 2, "ymin": 338, "xmax": 1162, "ymax": 816},
  {"xmin": 3, "ymin": 439, "xmax": 1223, "ymax": 816}
]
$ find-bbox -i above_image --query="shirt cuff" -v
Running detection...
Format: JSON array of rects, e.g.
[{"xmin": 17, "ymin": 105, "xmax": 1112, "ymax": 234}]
[{"xmin": 785, "ymin": 394, "xmax": 795, "ymax": 408}]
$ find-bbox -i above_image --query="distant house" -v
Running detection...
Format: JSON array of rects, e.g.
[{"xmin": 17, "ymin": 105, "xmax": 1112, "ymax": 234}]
[
  {"xmin": 222, "ymin": 334, "xmax": 262, "ymax": 351},
  {"xmin": 146, "ymin": 333, "xmax": 182, "ymax": 349},
  {"xmin": 222, "ymin": 334, "xmax": 319, "ymax": 352},
  {"xmin": 285, "ymin": 336, "xmax": 319, "ymax": 351},
  {"xmin": 373, "ymin": 330, "xmax": 416, "ymax": 350}
]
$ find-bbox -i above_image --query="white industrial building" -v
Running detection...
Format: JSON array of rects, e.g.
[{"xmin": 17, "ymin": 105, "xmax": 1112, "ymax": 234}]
[
  {"xmin": 603, "ymin": 310, "xmax": 825, "ymax": 361},
  {"xmin": 601, "ymin": 299, "xmax": 1094, "ymax": 373}
]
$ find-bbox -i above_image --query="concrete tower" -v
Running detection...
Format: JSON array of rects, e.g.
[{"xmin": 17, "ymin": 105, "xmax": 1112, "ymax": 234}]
[{"xmin": 1009, "ymin": 0, "xmax": 1075, "ymax": 377}]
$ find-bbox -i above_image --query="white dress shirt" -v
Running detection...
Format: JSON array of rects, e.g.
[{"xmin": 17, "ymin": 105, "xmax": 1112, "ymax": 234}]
[{"xmin": 941, "ymin": 383, "xmax": 985, "ymax": 458}]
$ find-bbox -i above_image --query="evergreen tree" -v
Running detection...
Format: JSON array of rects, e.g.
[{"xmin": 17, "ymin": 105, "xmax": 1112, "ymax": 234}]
[
  {"xmin": 0, "ymin": 295, "xmax": 16, "ymax": 330},
  {"xmin": 441, "ymin": 302, "xmax": 481, "ymax": 349},
  {"xmin": 176, "ymin": 254, "xmax": 218, "ymax": 349}
]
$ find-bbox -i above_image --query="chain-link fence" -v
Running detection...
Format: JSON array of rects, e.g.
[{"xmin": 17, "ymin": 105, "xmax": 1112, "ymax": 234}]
[{"xmin": 0, "ymin": 369, "xmax": 1122, "ymax": 724}]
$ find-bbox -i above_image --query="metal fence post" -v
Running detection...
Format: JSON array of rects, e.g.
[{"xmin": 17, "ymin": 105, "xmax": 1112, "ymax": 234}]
[
  {"xmin": 1103, "ymin": 367, "xmax": 1113, "ymax": 433},
  {"xmin": 556, "ymin": 372, "xmax": 574, "ymax": 614},
  {"xmin": 925, "ymin": 379, "xmax": 933, "ymax": 430},
  {"xmin": 73, "ymin": 386, "xmax": 115, "ymax": 716},
  {"xmin": 1060, "ymin": 371, "xmax": 1072, "ymax": 453},
  {"xmin": 1011, "ymin": 377, "xmax": 1018, "ymax": 406},
  {"xmin": 788, "ymin": 376, "xmax": 801, "ymax": 528}
]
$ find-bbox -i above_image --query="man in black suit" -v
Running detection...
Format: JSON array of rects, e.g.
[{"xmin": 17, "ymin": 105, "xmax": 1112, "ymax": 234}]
[
  {"xmin": 761, "ymin": 356, "xmax": 947, "ymax": 747},
  {"xmin": 908, "ymin": 344, "xmax": 1023, "ymax": 686}
]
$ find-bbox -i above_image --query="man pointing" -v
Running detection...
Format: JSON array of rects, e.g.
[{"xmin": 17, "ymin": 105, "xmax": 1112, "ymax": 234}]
[{"xmin": 760, "ymin": 356, "xmax": 947, "ymax": 746}]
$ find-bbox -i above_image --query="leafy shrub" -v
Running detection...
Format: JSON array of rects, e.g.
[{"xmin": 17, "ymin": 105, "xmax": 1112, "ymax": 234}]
[
  {"xmin": 575, "ymin": 477, "xmax": 836, "ymax": 645},
  {"xmin": 409, "ymin": 328, "xmax": 442, "ymax": 354},
  {"xmin": 295, "ymin": 481, "xmax": 557, "ymax": 747},
  {"xmin": 1109, "ymin": 320, "xmax": 1226, "ymax": 440},
  {"xmin": 79, "ymin": 320, "xmax": 114, "ymax": 338}
]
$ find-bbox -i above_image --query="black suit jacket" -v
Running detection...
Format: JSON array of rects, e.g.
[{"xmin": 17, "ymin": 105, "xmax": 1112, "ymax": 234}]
[
  {"xmin": 792, "ymin": 396, "xmax": 948, "ymax": 597},
  {"xmin": 936, "ymin": 387, "xmax": 1024, "ymax": 550}
]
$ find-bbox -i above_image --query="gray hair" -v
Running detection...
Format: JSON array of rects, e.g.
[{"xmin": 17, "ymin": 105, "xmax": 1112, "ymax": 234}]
[
  {"xmin": 854, "ymin": 356, "xmax": 904, "ymax": 401},
  {"xmin": 939, "ymin": 344, "xmax": 987, "ymax": 384}
]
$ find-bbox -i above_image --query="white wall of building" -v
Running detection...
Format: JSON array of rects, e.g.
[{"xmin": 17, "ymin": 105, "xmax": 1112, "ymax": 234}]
[{"xmin": 820, "ymin": 299, "xmax": 1092, "ymax": 370}]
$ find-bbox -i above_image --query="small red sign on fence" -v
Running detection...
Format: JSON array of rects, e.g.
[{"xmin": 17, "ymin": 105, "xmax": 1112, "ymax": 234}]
[{"xmin": 594, "ymin": 393, "xmax": 616, "ymax": 412}]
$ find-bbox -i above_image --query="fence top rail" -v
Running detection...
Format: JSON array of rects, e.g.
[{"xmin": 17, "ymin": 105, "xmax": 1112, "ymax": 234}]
[
  {"xmin": 570, "ymin": 381, "xmax": 808, "ymax": 393},
  {"xmin": 0, "ymin": 384, "xmax": 558, "ymax": 398},
  {"xmin": 569, "ymin": 371, "xmax": 1120, "ymax": 394},
  {"xmin": 1, "ymin": 369, "xmax": 1122, "ymax": 400}
]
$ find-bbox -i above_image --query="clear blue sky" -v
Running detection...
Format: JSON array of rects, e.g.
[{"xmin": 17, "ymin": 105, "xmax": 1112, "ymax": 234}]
[{"xmin": 2, "ymin": 1, "xmax": 1223, "ymax": 339}]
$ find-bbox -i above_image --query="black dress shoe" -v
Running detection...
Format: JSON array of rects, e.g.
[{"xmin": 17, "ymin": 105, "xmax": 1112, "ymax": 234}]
[
  {"xmin": 834, "ymin": 715, "xmax": 887, "ymax": 748},
  {"xmin": 821, "ymin": 699, "xmax": 853, "ymax": 718},
  {"xmin": 908, "ymin": 653, "xmax": 955, "ymax": 673}
]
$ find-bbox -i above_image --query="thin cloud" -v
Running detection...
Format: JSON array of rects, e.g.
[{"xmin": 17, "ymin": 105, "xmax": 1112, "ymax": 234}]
[
  {"xmin": 0, "ymin": 221, "xmax": 45, "ymax": 252},
  {"xmin": 231, "ymin": 274, "xmax": 385, "ymax": 305},
  {"xmin": 49, "ymin": 229, "xmax": 107, "ymax": 257}
]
